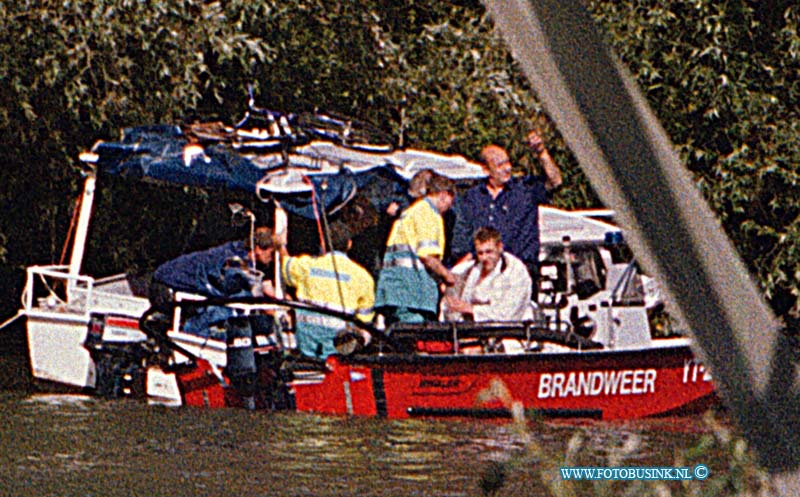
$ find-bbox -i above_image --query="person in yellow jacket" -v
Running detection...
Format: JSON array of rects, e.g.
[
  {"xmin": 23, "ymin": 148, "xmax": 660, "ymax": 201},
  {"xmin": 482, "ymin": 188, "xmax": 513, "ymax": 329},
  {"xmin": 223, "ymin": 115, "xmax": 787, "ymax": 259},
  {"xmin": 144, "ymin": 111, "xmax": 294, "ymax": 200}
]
[
  {"xmin": 279, "ymin": 223, "xmax": 375, "ymax": 360},
  {"xmin": 375, "ymin": 173, "xmax": 457, "ymax": 324}
]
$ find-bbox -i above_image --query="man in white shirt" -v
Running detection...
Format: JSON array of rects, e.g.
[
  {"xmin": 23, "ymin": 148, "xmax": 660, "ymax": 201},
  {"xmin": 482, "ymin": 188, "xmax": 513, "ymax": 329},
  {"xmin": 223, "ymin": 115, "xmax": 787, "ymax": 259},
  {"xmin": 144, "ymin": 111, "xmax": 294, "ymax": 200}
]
[{"xmin": 443, "ymin": 227, "xmax": 533, "ymax": 322}]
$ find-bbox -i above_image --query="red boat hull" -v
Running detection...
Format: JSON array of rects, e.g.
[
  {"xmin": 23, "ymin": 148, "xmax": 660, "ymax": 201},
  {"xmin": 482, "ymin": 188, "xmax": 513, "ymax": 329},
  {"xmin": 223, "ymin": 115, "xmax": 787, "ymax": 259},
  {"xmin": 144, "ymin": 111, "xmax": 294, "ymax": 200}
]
[{"xmin": 292, "ymin": 343, "xmax": 716, "ymax": 420}]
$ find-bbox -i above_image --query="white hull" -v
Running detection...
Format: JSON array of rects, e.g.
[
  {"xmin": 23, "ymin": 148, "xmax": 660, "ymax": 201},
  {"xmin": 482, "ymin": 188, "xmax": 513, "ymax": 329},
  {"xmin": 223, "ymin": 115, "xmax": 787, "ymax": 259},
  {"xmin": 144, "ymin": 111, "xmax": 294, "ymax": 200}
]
[
  {"xmin": 27, "ymin": 312, "xmax": 95, "ymax": 388},
  {"xmin": 22, "ymin": 266, "xmax": 151, "ymax": 389}
]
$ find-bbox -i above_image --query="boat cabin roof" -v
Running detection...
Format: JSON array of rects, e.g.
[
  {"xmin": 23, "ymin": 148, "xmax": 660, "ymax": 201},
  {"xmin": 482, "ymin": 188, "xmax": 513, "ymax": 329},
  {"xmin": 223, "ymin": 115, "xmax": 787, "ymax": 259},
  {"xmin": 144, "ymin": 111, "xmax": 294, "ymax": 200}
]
[{"xmin": 81, "ymin": 124, "xmax": 621, "ymax": 246}]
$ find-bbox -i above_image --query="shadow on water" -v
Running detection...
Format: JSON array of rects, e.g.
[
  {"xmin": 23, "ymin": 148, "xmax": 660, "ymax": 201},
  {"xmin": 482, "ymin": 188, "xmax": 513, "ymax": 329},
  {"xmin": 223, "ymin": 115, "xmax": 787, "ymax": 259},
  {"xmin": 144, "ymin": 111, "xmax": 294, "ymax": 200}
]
[
  {"xmin": 0, "ymin": 393, "xmax": 510, "ymax": 496},
  {"xmin": 0, "ymin": 319, "xmax": 34, "ymax": 393}
]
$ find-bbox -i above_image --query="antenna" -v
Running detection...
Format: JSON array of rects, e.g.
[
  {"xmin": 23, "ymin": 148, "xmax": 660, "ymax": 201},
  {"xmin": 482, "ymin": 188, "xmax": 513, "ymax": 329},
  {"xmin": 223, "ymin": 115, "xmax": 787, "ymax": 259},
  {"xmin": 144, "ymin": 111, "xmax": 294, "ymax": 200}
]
[{"xmin": 229, "ymin": 203, "xmax": 257, "ymax": 269}]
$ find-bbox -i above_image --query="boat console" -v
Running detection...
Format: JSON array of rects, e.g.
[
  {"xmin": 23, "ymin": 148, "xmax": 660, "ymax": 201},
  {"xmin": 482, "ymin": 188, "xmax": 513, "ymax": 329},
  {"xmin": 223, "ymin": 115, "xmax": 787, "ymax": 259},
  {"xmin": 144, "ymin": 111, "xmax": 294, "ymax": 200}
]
[{"xmin": 385, "ymin": 321, "xmax": 603, "ymax": 355}]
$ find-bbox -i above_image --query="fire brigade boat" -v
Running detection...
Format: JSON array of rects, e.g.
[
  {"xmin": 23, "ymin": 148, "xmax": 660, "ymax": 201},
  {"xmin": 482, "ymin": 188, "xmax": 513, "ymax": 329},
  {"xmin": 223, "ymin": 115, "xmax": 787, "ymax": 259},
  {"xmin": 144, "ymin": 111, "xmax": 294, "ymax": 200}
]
[{"xmin": 15, "ymin": 122, "xmax": 715, "ymax": 420}]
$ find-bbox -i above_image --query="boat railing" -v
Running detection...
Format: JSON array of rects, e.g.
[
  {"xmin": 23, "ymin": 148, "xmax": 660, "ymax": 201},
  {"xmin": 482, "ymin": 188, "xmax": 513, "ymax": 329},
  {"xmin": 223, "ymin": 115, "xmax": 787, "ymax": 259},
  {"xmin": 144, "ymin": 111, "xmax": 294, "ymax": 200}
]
[
  {"xmin": 23, "ymin": 265, "xmax": 150, "ymax": 319},
  {"xmin": 171, "ymin": 291, "xmax": 292, "ymax": 334},
  {"xmin": 386, "ymin": 320, "xmax": 603, "ymax": 354}
]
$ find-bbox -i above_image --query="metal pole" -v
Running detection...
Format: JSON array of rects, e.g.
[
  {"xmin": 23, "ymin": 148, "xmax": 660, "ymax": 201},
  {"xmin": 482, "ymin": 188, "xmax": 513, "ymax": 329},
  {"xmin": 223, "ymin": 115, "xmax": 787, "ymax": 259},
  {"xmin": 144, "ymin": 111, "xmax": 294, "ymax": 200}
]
[
  {"xmin": 274, "ymin": 201, "xmax": 287, "ymax": 300},
  {"xmin": 67, "ymin": 173, "xmax": 97, "ymax": 303},
  {"xmin": 68, "ymin": 173, "xmax": 96, "ymax": 278}
]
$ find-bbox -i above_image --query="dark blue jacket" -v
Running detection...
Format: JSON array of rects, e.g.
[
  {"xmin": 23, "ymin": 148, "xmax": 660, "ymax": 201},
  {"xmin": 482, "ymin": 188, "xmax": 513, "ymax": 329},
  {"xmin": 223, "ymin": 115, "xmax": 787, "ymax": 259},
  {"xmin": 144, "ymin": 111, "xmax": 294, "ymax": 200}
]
[
  {"xmin": 451, "ymin": 176, "xmax": 548, "ymax": 265},
  {"xmin": 153, "ymin": 241, "xmax": 252, "ymax": 298},
  {"xmin": 152, "ymin": 241, "xmax": 256, "ymax": 337}
]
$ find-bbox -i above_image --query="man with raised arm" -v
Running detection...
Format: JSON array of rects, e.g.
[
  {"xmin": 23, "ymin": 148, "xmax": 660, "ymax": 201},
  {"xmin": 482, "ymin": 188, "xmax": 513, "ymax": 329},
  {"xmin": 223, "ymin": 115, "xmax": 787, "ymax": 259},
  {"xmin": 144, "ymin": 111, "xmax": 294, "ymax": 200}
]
[
  {"xmin": 375, "ymin": 172, "xmax": 457, "ymax": 325},
  {"xmin": 451, "ymin": 130, "xmax": 562, "ymax": 299}
]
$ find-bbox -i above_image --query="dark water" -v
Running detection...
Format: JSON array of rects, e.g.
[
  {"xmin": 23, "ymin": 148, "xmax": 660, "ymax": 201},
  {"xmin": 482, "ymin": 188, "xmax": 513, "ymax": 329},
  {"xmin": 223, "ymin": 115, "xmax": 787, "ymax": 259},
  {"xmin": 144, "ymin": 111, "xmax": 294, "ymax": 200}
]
[{"xmin": 0, "ymin": 323, "xmax": 732, "ymax": 497}]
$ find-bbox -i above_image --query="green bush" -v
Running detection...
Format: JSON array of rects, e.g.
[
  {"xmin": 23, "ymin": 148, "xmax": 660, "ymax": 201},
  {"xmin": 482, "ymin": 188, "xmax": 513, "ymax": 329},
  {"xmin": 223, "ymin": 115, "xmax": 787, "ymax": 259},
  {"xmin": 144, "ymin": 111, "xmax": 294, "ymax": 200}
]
[{"xmin": 1, "ymin": 0, "xmax": 798, "ymax": 322}]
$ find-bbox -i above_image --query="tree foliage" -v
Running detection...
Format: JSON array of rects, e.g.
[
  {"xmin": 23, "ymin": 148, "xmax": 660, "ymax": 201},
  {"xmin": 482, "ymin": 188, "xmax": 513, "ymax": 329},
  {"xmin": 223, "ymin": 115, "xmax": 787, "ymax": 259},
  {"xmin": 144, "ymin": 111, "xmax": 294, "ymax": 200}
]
[
  {"xmin": 588, "ymin": 0, "xmax": 800, "ymax": 319},
  {"xmin": 0, "ymin": 0, "xmax": 273, "ymax": 312},
  {"xmin": 0, "ymin": 0, "xmax": 798, "ymax": 321}
]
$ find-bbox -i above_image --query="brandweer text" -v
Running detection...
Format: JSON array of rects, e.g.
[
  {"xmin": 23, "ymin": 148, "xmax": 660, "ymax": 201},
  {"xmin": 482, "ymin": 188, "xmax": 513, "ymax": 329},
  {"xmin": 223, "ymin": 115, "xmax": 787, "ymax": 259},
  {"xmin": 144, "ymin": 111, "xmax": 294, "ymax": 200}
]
[{"xmin": 537, "ymin": 369, "xmax": 657, "ymax": 398}]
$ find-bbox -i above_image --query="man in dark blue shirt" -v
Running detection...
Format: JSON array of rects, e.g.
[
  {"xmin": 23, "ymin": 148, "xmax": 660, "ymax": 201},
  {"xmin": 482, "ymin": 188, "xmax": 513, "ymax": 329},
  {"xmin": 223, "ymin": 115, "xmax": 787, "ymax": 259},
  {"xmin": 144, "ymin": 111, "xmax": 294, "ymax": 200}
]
[{"xmin": 451, "ymin": 130, "xmax": 562, "ymax": 299}]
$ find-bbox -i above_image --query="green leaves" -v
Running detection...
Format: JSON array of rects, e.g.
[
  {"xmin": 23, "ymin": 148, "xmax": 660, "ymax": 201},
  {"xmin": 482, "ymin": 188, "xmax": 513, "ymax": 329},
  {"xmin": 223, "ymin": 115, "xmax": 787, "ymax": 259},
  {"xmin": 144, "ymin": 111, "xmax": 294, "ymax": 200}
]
[
  {"xmin": 2, "ymin": 0, "xmax": 274, "ymax": 132},
  {"xmin": 0, "ymin": 0, "xmax": 798, "ymax": 320},
  {"xmin": 589, "ymin": 0, "xmax": 800, "ymax": 319}
]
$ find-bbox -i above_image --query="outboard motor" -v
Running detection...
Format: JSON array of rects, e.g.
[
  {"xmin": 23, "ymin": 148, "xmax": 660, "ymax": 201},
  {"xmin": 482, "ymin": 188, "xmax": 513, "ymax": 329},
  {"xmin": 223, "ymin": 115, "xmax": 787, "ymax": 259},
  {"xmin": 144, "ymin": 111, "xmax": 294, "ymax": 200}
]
[{"xmin": 84, "ymin": 313, "xmax": 153, "ymax": 398}]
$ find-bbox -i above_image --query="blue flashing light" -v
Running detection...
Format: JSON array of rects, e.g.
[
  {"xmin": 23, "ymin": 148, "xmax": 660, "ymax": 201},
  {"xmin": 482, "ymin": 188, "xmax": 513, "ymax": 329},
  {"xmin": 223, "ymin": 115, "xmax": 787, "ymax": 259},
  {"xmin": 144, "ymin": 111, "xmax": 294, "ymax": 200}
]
[{"xmin": 604, "ymin": 231, "xmax": 623, "ymax": 244}]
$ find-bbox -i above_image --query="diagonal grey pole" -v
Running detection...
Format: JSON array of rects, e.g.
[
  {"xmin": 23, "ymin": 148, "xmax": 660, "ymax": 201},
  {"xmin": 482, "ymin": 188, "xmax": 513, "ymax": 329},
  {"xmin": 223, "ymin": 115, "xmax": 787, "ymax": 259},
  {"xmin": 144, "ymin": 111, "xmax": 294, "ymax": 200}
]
[{"xmin": 482, "ymin": 0, "xmax": 800, "ymax": 487}]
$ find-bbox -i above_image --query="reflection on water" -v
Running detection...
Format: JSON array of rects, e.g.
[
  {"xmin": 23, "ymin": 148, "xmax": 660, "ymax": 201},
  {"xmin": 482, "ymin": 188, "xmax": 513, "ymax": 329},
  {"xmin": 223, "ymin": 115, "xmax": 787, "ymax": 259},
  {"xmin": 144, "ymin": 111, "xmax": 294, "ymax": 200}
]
[{"xmin": 0, "ymin": 390, "xmax": 722, "ymax": 497}]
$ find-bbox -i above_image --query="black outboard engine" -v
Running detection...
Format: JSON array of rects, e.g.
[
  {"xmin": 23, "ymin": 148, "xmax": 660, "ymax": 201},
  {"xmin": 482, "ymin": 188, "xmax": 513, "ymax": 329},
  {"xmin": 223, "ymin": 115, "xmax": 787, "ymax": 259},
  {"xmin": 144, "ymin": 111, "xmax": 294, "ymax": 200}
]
[
  {"xmin": 84, "ymin": 313, "xmax": 155, "ymax": 398},
  {"xmin": 225, "ymin": 316, "xmax": 258, "ymax": 409}
]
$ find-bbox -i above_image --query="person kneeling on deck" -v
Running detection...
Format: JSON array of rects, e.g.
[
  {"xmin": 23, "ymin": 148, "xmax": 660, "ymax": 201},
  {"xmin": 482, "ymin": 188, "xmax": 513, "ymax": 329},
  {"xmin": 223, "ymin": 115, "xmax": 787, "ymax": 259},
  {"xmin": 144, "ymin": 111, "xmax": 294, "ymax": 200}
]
[
  {"xmin": 278, "ymin": 224, "xmax": 375, "ymax": 360},
  {"xmin": 375, "ymin": 172, "xmax": 457, "ymax": 325},
  {"xmin": 151, "ymin": 227, "xmax": 278, "ymax": 409},
  {"xmin": 443, "ymin": 227, "xmax": 533, "ymax": 322}
]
